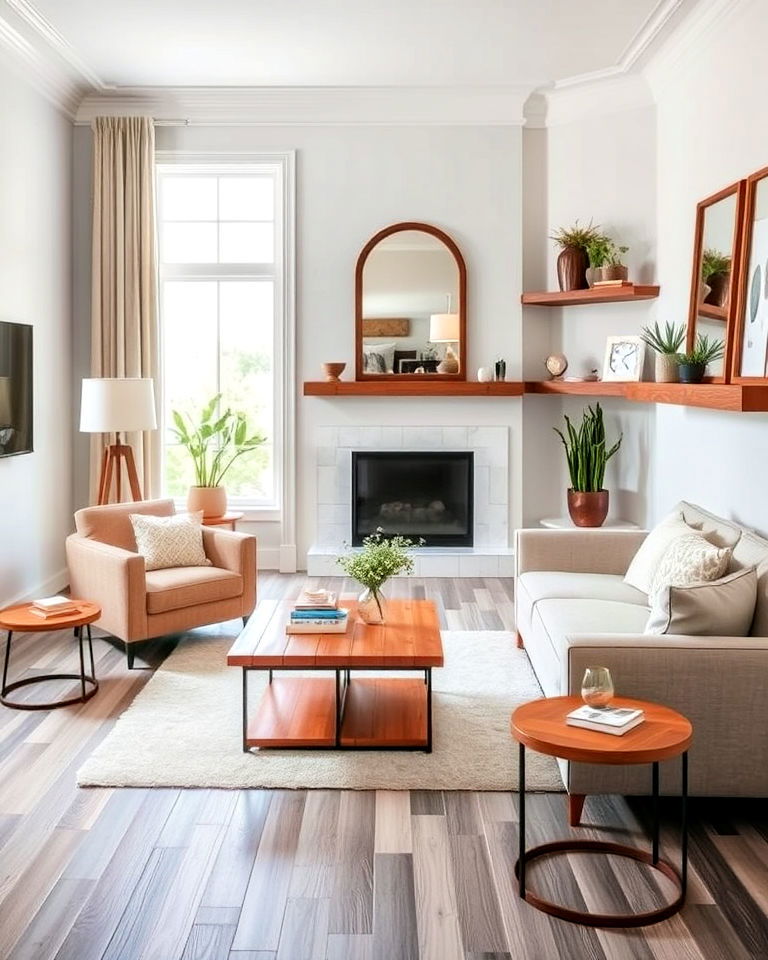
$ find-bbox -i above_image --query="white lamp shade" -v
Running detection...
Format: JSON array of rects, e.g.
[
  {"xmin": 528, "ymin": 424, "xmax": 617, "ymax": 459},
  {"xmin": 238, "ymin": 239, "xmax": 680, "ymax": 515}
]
[
  {"xmin": 0, "ymin": 377, "xmax": 11, "ymax": 424},
  {"xmin": 80, "ymin": 378, "xmax": 157, "ymax": 433},
  {"xmin": 429, "ymin": 312, "xmax": 460, "ymax": 342}
]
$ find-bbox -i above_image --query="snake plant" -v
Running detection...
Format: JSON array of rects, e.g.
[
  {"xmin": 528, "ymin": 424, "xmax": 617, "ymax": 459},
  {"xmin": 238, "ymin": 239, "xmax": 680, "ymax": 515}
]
[{"xmin": 554, "ymin": 403, "xmax": 622, "ymax": 493}]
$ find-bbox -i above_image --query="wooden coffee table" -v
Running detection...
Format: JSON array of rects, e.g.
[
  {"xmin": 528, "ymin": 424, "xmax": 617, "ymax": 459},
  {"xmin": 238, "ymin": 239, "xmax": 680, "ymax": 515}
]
[
  {"xmin": 511, "ymin": 695, "xmax": 693, "ymax": 928},
  {"xmin": 228, "ymin": 598, "xmax": 443, "ymax": 752}
]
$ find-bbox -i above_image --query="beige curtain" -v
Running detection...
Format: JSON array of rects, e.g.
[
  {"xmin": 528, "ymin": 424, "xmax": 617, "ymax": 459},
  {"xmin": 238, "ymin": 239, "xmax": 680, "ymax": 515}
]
[{"xmin": 90, "ymin": 116, "xmax": 159, "ymax": 502}]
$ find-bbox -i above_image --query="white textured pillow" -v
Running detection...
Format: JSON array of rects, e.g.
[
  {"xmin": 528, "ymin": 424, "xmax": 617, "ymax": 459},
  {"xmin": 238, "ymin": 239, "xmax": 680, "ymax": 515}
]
[
  {"xmin": 129, "ymin": 511, "xmax": 210, "ymax": 571},
  {"xmin": 650, "ymin": 534, "xmax": 731, "ymax": 598},
  {"xmin": 624, "ymin": 512, "xmax": 700, "ymax": 594},
  {"xmin": 645, "ymin": 567, "xmax": 757, "ymax": 636},
  {"xmin": 362, "ymin": 341, "xmax": 396, "ymax": 374}
]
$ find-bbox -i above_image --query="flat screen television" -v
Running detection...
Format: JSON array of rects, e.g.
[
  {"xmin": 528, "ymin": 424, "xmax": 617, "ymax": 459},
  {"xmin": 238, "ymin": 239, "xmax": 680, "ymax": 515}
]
[{"xmin": 0, "ymin": 321, "xmax": 33, "ymax": 457}]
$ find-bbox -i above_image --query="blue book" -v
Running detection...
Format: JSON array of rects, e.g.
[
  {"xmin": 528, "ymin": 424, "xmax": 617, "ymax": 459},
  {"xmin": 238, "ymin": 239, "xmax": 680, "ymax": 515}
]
[{"xmin": 290, "ymin": 609, "xmax": 346, "ymax": 620}]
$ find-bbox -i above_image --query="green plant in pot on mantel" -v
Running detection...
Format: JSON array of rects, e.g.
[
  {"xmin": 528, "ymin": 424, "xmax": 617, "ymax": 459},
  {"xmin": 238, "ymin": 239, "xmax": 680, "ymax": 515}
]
[
  {"xmin": 641, "ymin": 321, "xmax": 686, "ymax": 383},
  {"xmin": 171, "ymin": 394, "xmax": 266, "ymax": 518},
  {"xmin": 550, "ymin": 220, "xmax": 601, "ymax": 292},
  {"xmin": 337, "ymin": 529, "xmax": 422, "ymax": 624},
  {"xmin": 554, "ymin": 403, "xmax": 622, "ymax": 528},
  {"xmin": 675, "ymin": 334, "xmax": 725, "ymax": 384}
]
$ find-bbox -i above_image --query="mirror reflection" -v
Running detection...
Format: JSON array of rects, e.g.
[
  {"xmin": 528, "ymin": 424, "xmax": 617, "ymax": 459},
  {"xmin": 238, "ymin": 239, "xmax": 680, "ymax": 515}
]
[
  {"xmin": 694, "ymin": 193, "xmax": 737, "ymax": 377},
  {"xmin": 360, "ymin": 229, "xmax": 461, "ymax": 376},
  {"xmin": 740, "ymin": 177, "xmax": 768, "ymax": 378}
]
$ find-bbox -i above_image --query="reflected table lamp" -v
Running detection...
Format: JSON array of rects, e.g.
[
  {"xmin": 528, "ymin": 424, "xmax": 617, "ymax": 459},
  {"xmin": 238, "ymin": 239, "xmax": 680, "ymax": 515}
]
[
  {"xmin": 429, "ymin": 311, "xmax": 461, "ymax": 374},
  {"xmin": 80, "ymin": 378, "xmax": 157, "ymax": 505}
]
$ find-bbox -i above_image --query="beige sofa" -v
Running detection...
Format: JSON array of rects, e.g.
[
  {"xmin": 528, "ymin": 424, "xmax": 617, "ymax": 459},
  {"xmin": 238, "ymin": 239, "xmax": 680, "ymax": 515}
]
[
  {"xmin": 515, "ymin": 501, "xmax": 768, "ymax": 820},
  {"xmin": 67, "ymin": 499, "xmax": 257, "ymax": 668}
]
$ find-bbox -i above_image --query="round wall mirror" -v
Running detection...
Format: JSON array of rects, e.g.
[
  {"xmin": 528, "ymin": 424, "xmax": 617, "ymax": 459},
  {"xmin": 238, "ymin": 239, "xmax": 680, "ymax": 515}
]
[{"xmin": 355, "ymin": 222, "xmax": 467, "ymax": 380}]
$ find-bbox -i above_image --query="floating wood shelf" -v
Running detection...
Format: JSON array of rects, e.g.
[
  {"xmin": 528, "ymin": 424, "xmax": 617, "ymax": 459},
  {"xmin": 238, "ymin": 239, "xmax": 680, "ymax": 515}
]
[
  {"xmin": 525, "ymin": 380, "xmax": 625, "ymax": 397},
  {"xmin": 521, "ymin": 285, "xmax": 660, "ymax": 307},
  {"xmin": 303, "ymin": 380, "xmax": 525, "ymax": 397},
  {"xmin": 623, "ymin": 382, "xmax": 768, "ymax": 412},
  {"xmin": 697, "ymin": 303, "xmax": 728, "ymax": 321}
]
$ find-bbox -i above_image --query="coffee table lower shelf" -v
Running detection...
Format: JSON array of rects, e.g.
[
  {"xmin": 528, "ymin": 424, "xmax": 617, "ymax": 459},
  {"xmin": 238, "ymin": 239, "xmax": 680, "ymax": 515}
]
[{"xmin": 243, "ymin": 673, "xmax": 431, "ymax": 751}]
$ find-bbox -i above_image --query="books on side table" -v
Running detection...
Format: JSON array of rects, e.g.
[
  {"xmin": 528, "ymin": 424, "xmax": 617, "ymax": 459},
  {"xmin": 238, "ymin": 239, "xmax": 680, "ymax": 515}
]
[
  {"xmin": 28, "ymin": 595, "xmax": 80, "ymax": 618},
  {"xmin": 286, "ymin": 589, "xmax": 350, "ymax": 634},
  {"xmin": 566, "ymin": 704, "xmax": 645, "ymax": 736}
]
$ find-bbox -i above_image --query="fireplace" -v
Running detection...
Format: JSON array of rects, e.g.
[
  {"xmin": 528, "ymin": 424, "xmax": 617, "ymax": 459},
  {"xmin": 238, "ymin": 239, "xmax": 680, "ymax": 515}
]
[{"xmin": 352, "ymin": 451, "xmax": 474, "ymax": 547}]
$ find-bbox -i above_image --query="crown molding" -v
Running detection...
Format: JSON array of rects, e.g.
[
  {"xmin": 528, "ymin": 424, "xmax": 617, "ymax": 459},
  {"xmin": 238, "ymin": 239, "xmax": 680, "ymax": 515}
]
[
  {"xmin": 74, "ymin": 85, "xmax": 534, "ymax": 126},
  {"xmin": 524, "ymin": 72, "xmax": 654, "ymax": 128}
]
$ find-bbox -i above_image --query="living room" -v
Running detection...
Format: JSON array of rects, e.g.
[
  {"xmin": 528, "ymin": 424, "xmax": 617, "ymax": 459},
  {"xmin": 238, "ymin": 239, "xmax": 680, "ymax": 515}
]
[{"xmin": 1, "ymin": 0, "xmax": 768, "ymax": 957}]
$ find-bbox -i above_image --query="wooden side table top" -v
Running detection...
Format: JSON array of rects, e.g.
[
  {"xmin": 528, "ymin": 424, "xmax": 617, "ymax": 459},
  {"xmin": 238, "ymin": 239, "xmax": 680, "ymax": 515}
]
[
  {"xmin": 228, "ymin": 598, "xmax": 443, "ymax": 669},
  {"xmin": 511, "ymin": 696, "xmax": 692, "ymax": 765},
  {"xmin": 201, "ymin": 512, "xmax": 244, "ymax": 528},
  {"xmin": 0, "ymin": 600, "xmax": 102, "ymax": 633}
]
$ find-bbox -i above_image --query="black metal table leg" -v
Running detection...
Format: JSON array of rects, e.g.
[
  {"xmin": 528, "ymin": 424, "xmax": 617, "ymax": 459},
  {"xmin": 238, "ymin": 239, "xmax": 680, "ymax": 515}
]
[
  {"xmin": 652, "ymin": 761, "xmax": 660, "ymax": 864},
  {"xmin": 2, "ymin": 630, "xmax": 12, "ymax": 696},
  {"xmin": 87, "ymin": 624, "xmax": 96, "ymax": 681},
  {"xmin": 681, "ymin": 751, "xmax": 688, "ymax": 893},
  {"xmin": 77, "ymin": 626, "xmax": 87, "ymax": 700},
  {"xmin": 242, "ymin": 669, "xmax": 249, "ymax": 752},
  {"xmin": 519, "ymin": 741, "xmax": 526, "ymax": 898},
  {"xmin": 426, "ymin": 667, "xmax": 433, "ymax": 752},
  {"xmin": 1, "ymin": 625, "xmax": 98, "ymax": 711}
]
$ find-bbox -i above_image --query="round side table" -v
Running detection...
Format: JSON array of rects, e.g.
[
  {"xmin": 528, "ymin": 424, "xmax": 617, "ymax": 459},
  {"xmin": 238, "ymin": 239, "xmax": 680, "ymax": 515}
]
[
  {"xmin": 0, "ymin": 600, "xmax": 101, "ymax": 710},
  {"xmin": 511, "ymin": 695, "xmax": 692, "ymax": 928},
  {"xmin": 200, "ymin": 512, "xmax": 244, "ymax": 531}
]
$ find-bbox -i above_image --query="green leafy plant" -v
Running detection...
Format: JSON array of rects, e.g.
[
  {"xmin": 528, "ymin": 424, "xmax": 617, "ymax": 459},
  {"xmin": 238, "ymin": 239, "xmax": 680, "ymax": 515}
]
[
  {"xmin": 550, "ymin": 220, "xmax": 601, "ymax": 251},
  {"xmin": 676, "ymin": 334, "xmax": 725, "ymax": 367},
  {"xmin": 554, "ymin": 403, "xmax": 622, "ymax": 493},
  {"xmin": 337, "ymin": 529, "xmax": 422, "ymax": 616},
  {"xmin": 640, "ymin": 321, "xmax": 687, "ymax": 355},
  {"xmin": 605, "ymin": 240, "xmax": 629, "ymax": 266},
  {"xmin": 701, "ymin": 248, "xmax": 732, "ymax": 281},
  {"xmin": 586, "ymin": 235, "xmax": 628, "ymax": 268},
  {"xmin": 170, "ymin": 394, "xmax": 266, "ymax": 488}
]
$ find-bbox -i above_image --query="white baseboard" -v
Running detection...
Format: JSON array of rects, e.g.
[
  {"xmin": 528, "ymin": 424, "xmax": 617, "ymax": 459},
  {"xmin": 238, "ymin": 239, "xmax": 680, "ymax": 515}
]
[{"xmin": 4, "ymin": 567, "xmax": 70, "ymax": 608}]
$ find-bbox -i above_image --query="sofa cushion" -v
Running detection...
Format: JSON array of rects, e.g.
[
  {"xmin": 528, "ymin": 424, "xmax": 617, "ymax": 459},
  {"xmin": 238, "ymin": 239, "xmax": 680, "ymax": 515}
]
[
  {"xmin": 675, "ymin": 501, "xmax": 745, "ymax": 550},
  {"xmin": 518, "ymin": 571, "xmax": 648, "ymax": 606},
  {"xmin": 624, "ymin": 511, "xmax": 702, "ymax": 594},
  {"xmin": 74, "ymin": 498, "xmax": 176, "ymax": 552},
  {"xmin": 732, "ymin": 530, "xmax": 768, "ymax": 636},
  {"xmin": 649, "ymin": 534, "xmax": 731, "ymax": 598},
  {"xmin": 145, "ymin": 566, "xmax": 243, "ymax": 614},
  {"xmin": 646, "ymin": 567, "xmax": 757, "ymax": 637}
]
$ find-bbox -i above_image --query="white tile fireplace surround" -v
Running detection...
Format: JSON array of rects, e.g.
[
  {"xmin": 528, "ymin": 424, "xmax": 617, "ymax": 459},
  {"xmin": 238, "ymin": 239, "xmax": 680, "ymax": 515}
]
[{"xmin": 308, "ymin": 425, "xmax": 513, "ymax": 577}]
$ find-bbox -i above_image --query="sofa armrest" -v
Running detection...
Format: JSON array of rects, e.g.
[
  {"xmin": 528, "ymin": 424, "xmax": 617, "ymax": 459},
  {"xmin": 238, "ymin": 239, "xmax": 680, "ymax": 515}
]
[
  {"xmin": 515, "ymin": 528, "xmax": 648, "ymax": 577},
  {"xmin": 65, "ymin": 534, "xmax": 147, "ymax": 642},
  {"xmin": 202, "ymin": 528, "xmax": 257, "ymax": 614}
]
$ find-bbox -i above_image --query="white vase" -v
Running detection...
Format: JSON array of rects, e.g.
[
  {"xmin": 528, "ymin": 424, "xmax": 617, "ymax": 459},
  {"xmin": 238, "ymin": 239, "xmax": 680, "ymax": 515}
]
[
  {"xmin": 655, "ymin": 353, "xmax": 679, "ymax": 383},
  {"xmin": 477, "ymin": 367, "xmax": 493, "ymax": 382}
]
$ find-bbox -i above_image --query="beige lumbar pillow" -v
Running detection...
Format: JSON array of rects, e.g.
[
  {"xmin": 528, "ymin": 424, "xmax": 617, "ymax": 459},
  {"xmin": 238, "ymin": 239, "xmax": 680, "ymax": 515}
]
[
  {"xmin": 624, "ymin": 511, "xmax": 700, "ymax": 594},
  {"xmin": 650, "ymin": 533, "xmax": 732, "ymax": 598},
  {"xmin": 645, "ymin": 566, "xmax": 757, "ymax": 636},
  {"xmin": 129, "ymin": 511, "xmax": 210, "ymax": 571}
]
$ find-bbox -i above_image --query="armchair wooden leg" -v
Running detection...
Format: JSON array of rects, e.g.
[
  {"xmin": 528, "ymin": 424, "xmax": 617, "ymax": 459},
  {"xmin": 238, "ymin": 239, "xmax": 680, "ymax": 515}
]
[
  {"xmin": 568, "ymin": 793, "xmax": 586, "ymax": 827},
  {"xmin": 516, "ymin": 632, "xmax": 524, "ymax": 649},
  {"xmin": 126, "ymin": 646, "xmax": 135, "ymax": 670}
]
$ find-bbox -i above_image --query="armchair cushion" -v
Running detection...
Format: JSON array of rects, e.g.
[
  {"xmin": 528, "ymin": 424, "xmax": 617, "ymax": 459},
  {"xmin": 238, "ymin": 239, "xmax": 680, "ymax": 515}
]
[
  {"xmin": 130, "ymin": 510, "xmax": 210, "ymax": 571},
  {"xmin": 145, "ymin": 566, "xmax": 243, "ymax": 614}
]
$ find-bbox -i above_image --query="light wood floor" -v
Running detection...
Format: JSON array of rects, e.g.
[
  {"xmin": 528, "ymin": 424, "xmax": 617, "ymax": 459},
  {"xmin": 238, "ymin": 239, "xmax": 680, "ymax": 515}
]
[{"xmin": 0, "ymin": 574, "xmax": 767, "ymax": 959}]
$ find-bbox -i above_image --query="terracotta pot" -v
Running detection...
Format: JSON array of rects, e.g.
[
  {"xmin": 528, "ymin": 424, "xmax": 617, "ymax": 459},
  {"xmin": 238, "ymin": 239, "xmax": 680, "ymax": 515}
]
[
  {"xmin": 596, "ymin": 265, "xmax": 629, "ymax": 282},
  {"xmin": 677, "ymin": 362, "xmax": 706, "ymax": 384},
  {"xmin": 654, "ymin": 353, "xmax": 679, "ymax": 383},
  {"xmin": 704, "ymin": 272, "xmax": 730, "ymax": 307},
  {"xmin": 567, "ymin": 489, "xmax": 609, "ymax": 528},
  {"xmin": 556, "ymin": 247, "xmax": 589, "ymax": 292},
  {"xmin": 187, "ymin": 486, "xmax": 227, "ymax": 518}
]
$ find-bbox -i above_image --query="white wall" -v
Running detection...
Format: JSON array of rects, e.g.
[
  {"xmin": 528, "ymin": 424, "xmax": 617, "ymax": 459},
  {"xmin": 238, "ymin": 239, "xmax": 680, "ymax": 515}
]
[
  {"xmin": 651, "ymin": 0, "xmax": 768, "ymax": 533},
  {"xmin": 0, "ymin": 59, "xmax": 72, "ymax": 603}
]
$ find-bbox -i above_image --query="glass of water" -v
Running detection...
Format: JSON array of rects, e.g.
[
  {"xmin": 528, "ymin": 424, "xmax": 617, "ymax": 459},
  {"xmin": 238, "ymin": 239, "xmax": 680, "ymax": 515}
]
[{"xmin": 581, "ymin": 666, "xmax": 614, "ymax": 708}]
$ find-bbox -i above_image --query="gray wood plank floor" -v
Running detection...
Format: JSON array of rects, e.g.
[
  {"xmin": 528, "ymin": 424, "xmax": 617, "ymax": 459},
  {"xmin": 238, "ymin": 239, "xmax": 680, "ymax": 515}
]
[{"xmin": 0, "ymin": 573, "xmax": 766, "ymax": 959}]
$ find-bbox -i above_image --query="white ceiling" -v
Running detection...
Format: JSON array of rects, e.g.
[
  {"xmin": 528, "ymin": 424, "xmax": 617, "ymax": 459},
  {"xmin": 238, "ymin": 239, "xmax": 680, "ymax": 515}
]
[{"xmin": 28, "ymin": 0, "xmax": 676, "ymax": 89}]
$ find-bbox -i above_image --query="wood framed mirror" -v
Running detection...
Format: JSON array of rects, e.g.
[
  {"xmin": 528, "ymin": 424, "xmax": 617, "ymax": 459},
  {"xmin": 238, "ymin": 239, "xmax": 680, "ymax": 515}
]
[
  {"xmin": 355, "ymin": 222, "xmax": 467, "ymax": 381},
  {"xmin": 733, "ymin": 165, "xmax": 768, "ymax": 382},
  {"xmin": 687, "ymin": 180, "xmax": 746, "ymax": 382}
]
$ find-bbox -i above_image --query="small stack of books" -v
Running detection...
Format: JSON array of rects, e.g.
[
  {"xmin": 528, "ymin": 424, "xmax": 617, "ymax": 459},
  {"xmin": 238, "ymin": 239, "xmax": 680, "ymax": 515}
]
[
  {"xmin": 566, "ymin": 704, "xmax": 644, "ymax": 736},
  {"xmin": 286, "ymin": 589, "xmax": 349, "ymax": 634},
  {"xmin": 29, "ymin": 595, "xmax": 80, "ymax": 619}
]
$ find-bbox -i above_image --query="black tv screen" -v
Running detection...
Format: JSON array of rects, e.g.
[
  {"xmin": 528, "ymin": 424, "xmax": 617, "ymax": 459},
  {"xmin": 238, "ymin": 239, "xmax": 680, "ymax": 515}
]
[{"xmin": 0, "ymin": 321, "xmax": 33, "ymax": 457}]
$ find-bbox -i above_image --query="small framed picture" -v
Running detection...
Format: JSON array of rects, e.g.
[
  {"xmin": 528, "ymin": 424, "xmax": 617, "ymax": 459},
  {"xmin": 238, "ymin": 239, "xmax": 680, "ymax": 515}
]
[{"xmin": 602, "ymin": 336, "xmax": 646, "ymax": 382}]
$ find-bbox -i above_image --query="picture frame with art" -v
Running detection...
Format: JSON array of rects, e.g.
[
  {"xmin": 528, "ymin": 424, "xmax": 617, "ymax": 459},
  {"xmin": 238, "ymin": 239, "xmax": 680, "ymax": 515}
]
[
  {"xmin": 733, "ymin": 165, "xmax": 768, "ymax": 383},
  {"xmin": 602, "ymin": 336, "xmax": 646, "ymax": 382}
]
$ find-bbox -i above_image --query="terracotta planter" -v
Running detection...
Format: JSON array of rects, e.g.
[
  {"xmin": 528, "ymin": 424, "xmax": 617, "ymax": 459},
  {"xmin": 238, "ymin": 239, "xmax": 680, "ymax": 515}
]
[
  {"xmin": 556, "ymin": 247, "xmax": 589, "ymax": 292},
  {"xmin": 677, "ymin": 362, "xmax": 706, "ymax": 384},
  {"xmin": 187, "ymin": 485, "xmax": 227, "ymax": 518},
  {"xmin": 567, "ymin": 489, "xmax": 609, "ymax": 528},
  {"xmin": 596, "ymin": 265, "xmax": 629, "ymax": 282},
  {"xmin": 704, "ymin": 272, "xmax": 730, "ymax": 307},
  {"xmin": 654, "ymin": 353, "xmax": 679, "ymax": 383}
]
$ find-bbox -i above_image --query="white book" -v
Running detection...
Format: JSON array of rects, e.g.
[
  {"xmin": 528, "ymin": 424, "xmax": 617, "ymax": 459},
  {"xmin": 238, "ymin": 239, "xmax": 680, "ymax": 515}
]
[
  {"xmin": 286, "ymin": 619, "xmax": 349, "ymax": 634},
  {"xmin": 32, "ymin": 595, "xmax": 77, "ymax": 610},
  {"xmin": 566, "ymin": 704, "xmax": 644, "ymax": 736}
]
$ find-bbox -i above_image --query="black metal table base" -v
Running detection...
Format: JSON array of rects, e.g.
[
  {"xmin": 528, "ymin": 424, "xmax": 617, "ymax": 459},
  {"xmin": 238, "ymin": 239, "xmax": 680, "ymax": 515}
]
[
  {"xmin": 1, "ymin": 625, "xmax": 98, "ymax": 711},
  {"xmin": 516, "ymin": 743, "xmax": 688, "ymax": 928}
]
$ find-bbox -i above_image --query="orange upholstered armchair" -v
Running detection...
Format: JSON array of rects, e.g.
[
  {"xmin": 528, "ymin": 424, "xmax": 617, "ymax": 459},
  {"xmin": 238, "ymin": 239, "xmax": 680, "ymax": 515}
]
[{"xmin": 66, "ymin": 499, "xmax": 256, "ymax": 668}]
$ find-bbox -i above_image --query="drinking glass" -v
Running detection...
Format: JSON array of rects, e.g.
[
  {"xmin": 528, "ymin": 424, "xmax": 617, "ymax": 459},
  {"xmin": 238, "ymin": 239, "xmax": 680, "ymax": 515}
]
[{"xmin": 581, "ymin": 666, "xmax": 614, "ymax": 708}]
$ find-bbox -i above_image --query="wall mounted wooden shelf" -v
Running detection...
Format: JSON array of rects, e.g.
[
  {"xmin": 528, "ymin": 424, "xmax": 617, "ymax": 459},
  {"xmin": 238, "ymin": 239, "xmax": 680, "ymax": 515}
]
[
  {"xmin": 525, "ymin": 380, "xmax": 625, "ymax": 397},
  {"xmin": 623, "ymin": 382, "xmax": 768, "ymax": 412},
  {"xmin": 303, "ymin": 381, "xmax": 525, "ymax": 397},
  {"xmin": 521, "ymin": 285, "xmax": 660, "ymax": 307},
  {"xmin": 696, "ymin": 303, "xmax": 728, "ymax": 321}
]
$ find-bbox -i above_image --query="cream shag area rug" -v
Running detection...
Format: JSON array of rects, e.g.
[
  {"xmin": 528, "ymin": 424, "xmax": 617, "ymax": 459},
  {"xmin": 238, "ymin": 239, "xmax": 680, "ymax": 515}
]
[{"xmin": 77, "ymin": 631, "xmax": 561, "ymax": 791}]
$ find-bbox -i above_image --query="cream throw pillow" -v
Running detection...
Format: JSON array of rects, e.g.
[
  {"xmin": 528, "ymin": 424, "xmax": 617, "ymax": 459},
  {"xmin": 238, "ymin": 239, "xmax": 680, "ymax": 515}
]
[
  {"xmin": 650, "ymin": 534, "xmax": 732, "ymax": 598},
  {"xmin": 645, "ymin": 567, "xmax": 757, "ymax": 636},
  {"xmin": 624, "ymin": 512, "xmax": 700, "ymax": 594},
  {"xmin": 129, "ymin": 511, "xmax": 210, "ymax": 571}
]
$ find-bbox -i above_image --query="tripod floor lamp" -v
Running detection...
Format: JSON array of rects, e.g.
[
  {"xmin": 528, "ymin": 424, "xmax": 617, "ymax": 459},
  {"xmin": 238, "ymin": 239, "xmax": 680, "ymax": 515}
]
[{"xmin": 80, "ymin": 378, "xmax": 157, "ymax": 505}]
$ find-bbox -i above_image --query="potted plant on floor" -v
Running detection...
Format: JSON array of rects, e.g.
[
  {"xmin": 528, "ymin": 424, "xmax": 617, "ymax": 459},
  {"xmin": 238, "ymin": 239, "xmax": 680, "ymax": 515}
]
[
  {"xmin": 641, "ymin": 321, "xmax": 686, "ymax": 383},
  {"xmin": 554, "ymin": 404, "xmax": 622, "ymax": 528},
  {"xmin": 701, "ymin": 249, "xmax": 732, "ymax": 307},
  {"xmin": 337, "ymin": 528, "xmax": 422, "ymax": 624},
  {"xmin": 171, "ymin": 394, "xmax": 266, "ymax": 517},
  {"xmin": 550, "ymin": 220, "xmax": 601, "ymax": 292},
  {"xmin": 675, "ymin": 334, "xmax": 725, "ymax": 384}
]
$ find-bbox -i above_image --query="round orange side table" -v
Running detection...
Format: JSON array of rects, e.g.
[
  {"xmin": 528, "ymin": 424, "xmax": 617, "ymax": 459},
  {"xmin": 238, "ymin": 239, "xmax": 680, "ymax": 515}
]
[
  {"xmin": 511, "ymin": 695, "xmax": 693, "ymax": 928},
  {"xmin": 0, "ymin": 600, "xmax": 101, "ymax": 710}
]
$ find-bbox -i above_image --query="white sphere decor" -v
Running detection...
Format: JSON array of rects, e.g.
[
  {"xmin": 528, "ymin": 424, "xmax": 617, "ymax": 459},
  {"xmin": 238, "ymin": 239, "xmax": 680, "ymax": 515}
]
[{"xmin": 477, "ymin": 366, "xmax": 493, "ymax": 382}]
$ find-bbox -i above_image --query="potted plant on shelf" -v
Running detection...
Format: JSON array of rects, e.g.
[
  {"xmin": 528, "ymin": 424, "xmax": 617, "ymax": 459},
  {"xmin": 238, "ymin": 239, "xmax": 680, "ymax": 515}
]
[
  {"xmin": 171, "ymin": 394, "xmax": 266, "ymax": 518},
  {"xmin": 675, "ymin": 334, "xmax": 725, "ymax": 384},
  {"xmin": 597, "ymin": 239, "xmax": 629, "ymax": 283},
  {"xmin": 554, "ymin": 403, "xmax": 622, "ymax": 528},
  {"xmin": 641, "ymin": 321, "xmax": 686, "ymax": 383},
  {"xmin": 550, "ymin": 220, "xmax": 601, "ymax": 292},
  {"xmin": 585, "ymin": 234, "xmax": 611, "ymax": 287},
  {"xmin": 701, "ymin": 249, "xmax": 732, "ymax": 307},
  {"xmin": 337, "ymin": 528, "xmax": 422, "ymax": 624}
]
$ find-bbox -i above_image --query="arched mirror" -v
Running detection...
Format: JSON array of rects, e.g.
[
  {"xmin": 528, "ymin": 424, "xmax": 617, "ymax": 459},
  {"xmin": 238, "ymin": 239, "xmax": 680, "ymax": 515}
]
[{"xmin": 355, "ymin": 222, "xmax": 467, "ymax": 380}]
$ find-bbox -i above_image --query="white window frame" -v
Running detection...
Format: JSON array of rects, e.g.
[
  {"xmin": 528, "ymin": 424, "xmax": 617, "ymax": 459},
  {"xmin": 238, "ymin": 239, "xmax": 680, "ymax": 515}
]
[{"xmin": 155, "ymin": 152, "xmax": 297, "ymax": 570}]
